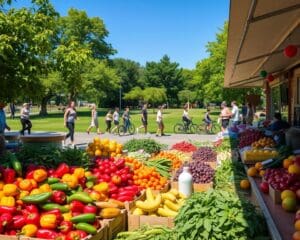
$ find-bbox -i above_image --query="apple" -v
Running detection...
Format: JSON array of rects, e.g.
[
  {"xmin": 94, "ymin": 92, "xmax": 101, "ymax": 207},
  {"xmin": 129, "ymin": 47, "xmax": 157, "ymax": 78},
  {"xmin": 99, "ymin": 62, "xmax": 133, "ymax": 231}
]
[{"xmin": 260, "ymin": 182, "xmax": 269, "ymax": 194}]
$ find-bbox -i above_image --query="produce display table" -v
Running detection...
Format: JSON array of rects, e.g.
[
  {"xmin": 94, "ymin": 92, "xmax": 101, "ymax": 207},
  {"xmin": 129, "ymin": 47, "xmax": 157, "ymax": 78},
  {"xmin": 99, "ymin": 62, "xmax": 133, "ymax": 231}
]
[
  {"xmin": 4, "ymin": 131, "xmax": 20, "ymax": 141},
  {"xmin": 246, "ymin": 167, "xmax": 294, "ymax": 240}
]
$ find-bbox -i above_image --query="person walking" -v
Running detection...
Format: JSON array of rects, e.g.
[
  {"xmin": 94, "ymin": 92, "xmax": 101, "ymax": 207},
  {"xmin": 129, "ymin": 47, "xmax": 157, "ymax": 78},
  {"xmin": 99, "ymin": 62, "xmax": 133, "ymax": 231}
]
[
  {"xmin": 122, "ymin": 107, "xmax": 130, "ymax": 133},
  {"xmin": 137, "ymin": 104, "xmax": 148, "ymax": 134},
  {"xmin": 64, "ymin": 101, "xmax": 77, "ymax": 147},
  {"xmin": 204, "ymin": 109, "xmax": 212, "ymax": 132},
  {"xmin": 111, "ymin": 107, "xmax": 120, "ymax": 133},
  {"xmin": 105, "ymin": 110, "xmax": 113, "ymax": 133},
  {"xmin": 220, "ymin": 101, "xmax": 231, "ymax": 132},
  {"xmin": 20, "ymin": 103, "xmax": 32, "ymax": 135},
  {"xmin": 86, "ymin": 104, "xmax": 101, "ymax": 134},
  {"xmin": 0, "ymin": 103, "xmax": 10, "ymax": 134},
  {"xmin": 231, "ymin": 101, "xmax": 240, "ymax": 126},
  {"xmin": 245, "ymin": 102, "xmax": 254, "ymax": 125},
  {"xmin": 9, "ymin": 102, "xmax": 15, "ymax": 119},
  {"xmin": 156, "ymin": 105, "xmax": 165, "ymax": 136}
]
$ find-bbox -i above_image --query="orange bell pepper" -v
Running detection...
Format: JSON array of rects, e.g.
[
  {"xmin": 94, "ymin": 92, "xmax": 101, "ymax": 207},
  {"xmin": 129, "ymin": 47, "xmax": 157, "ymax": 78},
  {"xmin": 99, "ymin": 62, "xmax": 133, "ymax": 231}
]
[
  {"xmin": 62, "ymin": 174, "xmax": 78, "ymax": 189},
  {"xmin": 3, "ymin": 184, "xmax": 18, "ymax": 196},
  {"xmin": 19, "ymin": 179, "xmax": 33, "ymax": 191},
  {"xmin": 21, "ymin": 224, "xmax": 38, "ymax": 237},
  {"xmin": 33, "ymin": 169, "xmax": 48, "ymax": 182},
  {"xmin": 0, "ymin": 191, "xmax": 4, "ymax": 200},
  {"xmin": 40, "ymin": 214, "xmax": 57, "ymax": 229},
  {"xmin": 0, "ymin": 196, "xmax": 15, "ymax": 207},
  {"xmin": 30, "ymin": 189, "xmax": 42, "ymax": 195},
  {"xmin": 0, "ymin": 181, "xmax": 4, "ymax": 190},
  {"xmin": 73, "ymin": 168, "xmax": 85, "ymax": 179}
]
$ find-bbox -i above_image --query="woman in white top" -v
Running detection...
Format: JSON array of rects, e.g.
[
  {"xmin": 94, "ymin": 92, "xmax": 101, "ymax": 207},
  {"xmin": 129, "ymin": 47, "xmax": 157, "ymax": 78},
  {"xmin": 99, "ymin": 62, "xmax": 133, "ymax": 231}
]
[
  {"xmin": 20, "ymin": 103, "xmax": 32, "ymax": 135},
  {"xmin": 86, "ymin": 104, "xmax": 101, "ymax": 134},
  {"xmin": 156, "ymin": 105, "xmax": 165, "ymax": 136},
  {"xmin": 111, "ymin": 107, "xmax": 120, "ymax": 133}
]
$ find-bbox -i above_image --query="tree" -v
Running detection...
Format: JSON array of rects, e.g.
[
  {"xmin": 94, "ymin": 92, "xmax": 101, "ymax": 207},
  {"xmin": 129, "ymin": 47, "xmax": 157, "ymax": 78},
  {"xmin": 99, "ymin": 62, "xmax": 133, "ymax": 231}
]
[
  {"xmin": 143, "ymin": 87, "xmax": 167, "ymax": 109},
  {"xmin": 123, "ymin": 87, "xmax": 143, "ymax": 105},
  {"xmin": 0, "ymin": 0, "xmax": 58, "ymax": 101},
  {"xmin": 143, "ymin": 55, "xmax": 184, "ymax": 106},
  {"xmin": 178, "ymin": 90, "xmax": 197, "ymax": 105},
  {"xmin": 82, "ymin": 59, "xmax": 120, "ymax": 107}
]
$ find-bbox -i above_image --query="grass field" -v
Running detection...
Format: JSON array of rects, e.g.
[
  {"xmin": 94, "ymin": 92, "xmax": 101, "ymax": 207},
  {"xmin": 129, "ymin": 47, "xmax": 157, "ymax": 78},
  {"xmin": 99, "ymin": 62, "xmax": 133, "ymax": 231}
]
[{"xmin": 6, "ymin": 107, "xmax": 221, "ymax": 134}]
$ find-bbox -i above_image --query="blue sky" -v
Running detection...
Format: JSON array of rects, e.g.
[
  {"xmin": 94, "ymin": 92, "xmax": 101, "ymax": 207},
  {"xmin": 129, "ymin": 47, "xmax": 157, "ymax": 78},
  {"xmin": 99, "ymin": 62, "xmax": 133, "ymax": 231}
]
[{"xmin": 12, "ymin": 0, "xmax": 229, "ymax": 69}]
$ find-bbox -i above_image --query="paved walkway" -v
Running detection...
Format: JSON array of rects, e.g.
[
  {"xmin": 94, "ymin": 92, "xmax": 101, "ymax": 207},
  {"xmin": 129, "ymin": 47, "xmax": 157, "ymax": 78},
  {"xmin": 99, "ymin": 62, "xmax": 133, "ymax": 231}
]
[{"xmin": 72, "ymin": 132, "xmax": 217, "ymax": 147}]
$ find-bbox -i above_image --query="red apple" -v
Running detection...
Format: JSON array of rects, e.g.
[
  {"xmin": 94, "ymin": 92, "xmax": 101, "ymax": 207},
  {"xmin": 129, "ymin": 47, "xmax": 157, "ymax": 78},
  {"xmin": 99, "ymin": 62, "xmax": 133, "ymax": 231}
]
[{"xmin": 260, "ymin": 182, "xmax": 269, "ymax": 194}]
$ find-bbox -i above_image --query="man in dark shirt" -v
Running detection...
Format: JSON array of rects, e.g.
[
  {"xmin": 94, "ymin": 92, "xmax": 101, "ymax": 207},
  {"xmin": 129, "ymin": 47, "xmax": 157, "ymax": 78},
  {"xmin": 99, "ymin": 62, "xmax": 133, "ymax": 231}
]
[
  {"xmin": 269, "ymin": 112, "xmax": 290, "ymax": 132},
  {"xmin": 137, "ymin": 104, "xmax": 148, "ymax": 134}
]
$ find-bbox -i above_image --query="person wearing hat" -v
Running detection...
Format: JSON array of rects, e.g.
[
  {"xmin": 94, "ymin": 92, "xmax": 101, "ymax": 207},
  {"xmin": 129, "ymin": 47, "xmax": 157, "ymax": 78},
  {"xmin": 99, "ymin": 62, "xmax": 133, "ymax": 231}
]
[
  {"xmin": 220, "ymin": 101, "xmax": 231, "ymax": 132},
  {"xmin": 20, "ymin": 103, "xmax": 32, "ymax": 135},
  {"xmin": 0, "ymin": 102, "xmax": 10, "ymax": 134}
]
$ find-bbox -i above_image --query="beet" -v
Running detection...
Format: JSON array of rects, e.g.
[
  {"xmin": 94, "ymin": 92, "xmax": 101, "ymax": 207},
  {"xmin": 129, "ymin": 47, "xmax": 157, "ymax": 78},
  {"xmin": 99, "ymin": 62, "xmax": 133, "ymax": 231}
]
[{"xmin": 192, "ymin": 147, "xmax": 216, "ymax": 162}]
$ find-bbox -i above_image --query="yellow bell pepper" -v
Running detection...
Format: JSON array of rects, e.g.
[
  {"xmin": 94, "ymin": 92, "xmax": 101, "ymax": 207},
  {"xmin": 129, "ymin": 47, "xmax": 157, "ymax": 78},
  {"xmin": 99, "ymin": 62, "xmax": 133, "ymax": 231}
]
[
  {"xmin": 21, "ymin": 224, "xmax": 38, "ymax": 237},
  {"xmin": 3, "ymin": 184, "xmax": 18, "ymax": 196},
  {"xmin": 93, "ymin": 182, "xmax": 109, "ymax": 193},
  {"xmin": 30, "ymin": 188, "xmax": 42, "ymax": 195},
  {"xmin": 73, "ymin": 168, "xmax": 85, "ymax": 179},
  {"xmin": 62, "ymin": 212, "xmax": 72, "ymax": 221},
  {"xmin": 33, "ymin": 169, "xmax": 48, "ymax": 182},
  {"xmin": 0, "ymin": 181, "xmax": 4, "ymax": 190},
  {"xmin": 40, "ymin": 214, "xmax": 57, "ymax": 229},
  {"xmin": 62, "ymin": 174, "xmax": 78, "ymax": 189},
  {"xmin": 0, "ymin": 196, "xmax": 15, "ymax": 207},
  {"xmin": 19, "ymin": 191, "xmax": 29, "ymax": 199},
  {"xmin": 0, "ymin": 191, "xmax": 4, "ymax": 200},
  {"xmin": 84, "ymin": 171, "xmax": 92, "ymax": 177},
  {"xmin": 39, "ymin": 183, "xmax": 51, "ymax": 193}
]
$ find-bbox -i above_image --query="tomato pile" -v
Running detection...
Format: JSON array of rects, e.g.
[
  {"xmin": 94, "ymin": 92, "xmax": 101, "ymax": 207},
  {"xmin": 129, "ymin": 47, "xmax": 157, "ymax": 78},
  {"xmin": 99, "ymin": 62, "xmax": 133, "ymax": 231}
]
[{"xmin": 171, "ymin": 141, "xmax": 197, "ymax": 153}]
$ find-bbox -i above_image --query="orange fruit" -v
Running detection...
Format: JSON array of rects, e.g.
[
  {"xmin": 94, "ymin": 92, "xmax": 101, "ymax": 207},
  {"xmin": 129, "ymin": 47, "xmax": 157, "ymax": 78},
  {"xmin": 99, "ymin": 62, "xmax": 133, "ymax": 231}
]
[
  {"xmin": 283, "ymin": 158, "xmax": 294, "ymax": 169},
  {"xmin": 95, "ymin": 149, "xmax": 102, "ymax": 157},
  {"xmin": 240, "ymin": 179, "xmax": 250, "ymax": 189},
  {"xmin": 259, "ymin": 170, "xmax": 266, "ymax": 177},
  {"xmin": 255, "ymin": 162, "xmax": 263, "ymax": 170},
  {"xmin": 289, "ymin": 164, "xmax": 300, "ymax": 175},
  {"xmin": 247, "ymin": 167, "xmax": 258, "ymax": 177},
  {"xmin": 293, "ymin": 231, "xmax": 300, "ymax": 240},
  {"xmin": 295, "ymin": 220, "xmax": 300, "ymax": 231},
  {"xmin": 281, "ymin": 190, "xmax": 296, "ymax": 200}
]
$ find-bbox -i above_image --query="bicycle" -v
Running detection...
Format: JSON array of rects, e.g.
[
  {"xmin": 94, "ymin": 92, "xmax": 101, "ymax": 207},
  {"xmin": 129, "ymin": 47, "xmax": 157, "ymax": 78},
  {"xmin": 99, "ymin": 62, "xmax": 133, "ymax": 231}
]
[
  {"xmin": 118, "ymin": 120, "xmax": 135, "ymax": 136},
  {"xmin": 173, "ymin": 120, "xmax": 198, "ymax": 134},
  {"xmin": 196, "ymin": 120, "xmax": 220, "ymax": 134}
]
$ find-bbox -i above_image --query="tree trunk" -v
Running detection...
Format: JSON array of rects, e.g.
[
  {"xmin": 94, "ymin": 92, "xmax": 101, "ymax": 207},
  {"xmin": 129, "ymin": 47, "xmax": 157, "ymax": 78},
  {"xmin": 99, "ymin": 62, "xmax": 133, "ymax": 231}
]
[{"xmin": 39, "ymin": 94, "xmax": 53, "ymax": 116}]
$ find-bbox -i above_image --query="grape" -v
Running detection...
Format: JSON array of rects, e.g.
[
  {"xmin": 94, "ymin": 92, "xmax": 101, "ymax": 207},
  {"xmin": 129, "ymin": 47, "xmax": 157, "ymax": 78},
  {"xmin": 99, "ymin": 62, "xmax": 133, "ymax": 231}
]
[{"xmin": 192, "ymin": 147, "xmax": 216, "ymax": 162}]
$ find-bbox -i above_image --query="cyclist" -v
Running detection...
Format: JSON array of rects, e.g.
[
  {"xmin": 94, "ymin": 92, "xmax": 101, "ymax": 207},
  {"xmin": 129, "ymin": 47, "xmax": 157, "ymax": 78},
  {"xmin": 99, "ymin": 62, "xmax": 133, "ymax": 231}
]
[
  {"xmin": 182, "ymin": 105, "xmax": 191, "ymax": 128},
  {"xmin": 204, "ymin": 108, "xmax": 212, "ymax": 132},
  {"xmin": 122, "ymin": 107, "xmax": 130, "ymax": 133}
]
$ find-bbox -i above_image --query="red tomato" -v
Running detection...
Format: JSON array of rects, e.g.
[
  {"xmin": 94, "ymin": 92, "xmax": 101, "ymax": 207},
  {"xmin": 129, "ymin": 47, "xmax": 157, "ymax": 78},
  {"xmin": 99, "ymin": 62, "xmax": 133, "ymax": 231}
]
[{"xmin": 111, "ymin": 175, "xmax": 122, "ymax": 185}]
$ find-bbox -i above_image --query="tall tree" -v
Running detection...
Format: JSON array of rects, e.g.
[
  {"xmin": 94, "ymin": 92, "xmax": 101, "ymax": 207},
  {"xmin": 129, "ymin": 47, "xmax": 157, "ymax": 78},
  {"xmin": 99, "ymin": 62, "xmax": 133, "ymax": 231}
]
[
  {"xmin": 0, "ymin": 0, "xmax": 57, "ymax": 101},
  {"xmin": 143, "ymin": 55, "xmax": 184, "ymax": 106}
]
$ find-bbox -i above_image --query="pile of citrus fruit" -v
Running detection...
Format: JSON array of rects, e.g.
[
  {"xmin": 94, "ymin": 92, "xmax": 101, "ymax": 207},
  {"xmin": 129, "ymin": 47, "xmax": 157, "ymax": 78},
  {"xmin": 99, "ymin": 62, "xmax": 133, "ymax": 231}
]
[{"xmin": 86, "ymin": 137, "xmax": 123, "ymax": 158}]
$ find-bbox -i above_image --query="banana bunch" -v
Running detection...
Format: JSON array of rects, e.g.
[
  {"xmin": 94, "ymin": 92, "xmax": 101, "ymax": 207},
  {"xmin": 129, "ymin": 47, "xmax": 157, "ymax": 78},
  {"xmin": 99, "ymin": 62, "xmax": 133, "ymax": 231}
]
[{"xmin": 132, "ymin": 188, "xmax": 186, "ymax": 217}]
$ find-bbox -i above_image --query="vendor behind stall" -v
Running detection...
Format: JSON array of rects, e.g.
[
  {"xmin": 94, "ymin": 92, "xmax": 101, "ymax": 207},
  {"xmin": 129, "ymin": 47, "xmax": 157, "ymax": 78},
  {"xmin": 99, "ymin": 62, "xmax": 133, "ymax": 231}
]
[{"xmin": 268, "ymin": 112, "xmax": 290, "ymax": 145}]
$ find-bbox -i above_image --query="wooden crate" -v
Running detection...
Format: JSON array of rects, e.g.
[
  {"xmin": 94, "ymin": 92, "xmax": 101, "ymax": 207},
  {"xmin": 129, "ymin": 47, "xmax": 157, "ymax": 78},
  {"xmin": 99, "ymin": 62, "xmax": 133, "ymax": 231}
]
[
  {"xmin": 128, "ymin": 214, "xmax": 174, "ymax": 231},
  {"xmin": 269, "ymin": 185, "xmax": 281, "ymax": 204},
  {"xmin": 171, "ymin": 181, "xmax": 213, "ymax": 192},
  {"xmin": 125, "ymin": 190, "xmax": 145, "ymax": 211},
  {"xmin": 101, "ymin": 209, "xmax": 127, "ymax": 240},
  {"xmin": 152, "ymin": 181, "xmax": 170, "ymax": 194}
]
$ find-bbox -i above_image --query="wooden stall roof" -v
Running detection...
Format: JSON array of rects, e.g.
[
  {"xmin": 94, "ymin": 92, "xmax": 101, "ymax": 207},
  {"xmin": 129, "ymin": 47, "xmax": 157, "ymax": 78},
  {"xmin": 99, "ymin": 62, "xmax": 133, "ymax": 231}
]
[{"xmin": 225, "ymin": 0, "xmax": 300, "ymax": 88}]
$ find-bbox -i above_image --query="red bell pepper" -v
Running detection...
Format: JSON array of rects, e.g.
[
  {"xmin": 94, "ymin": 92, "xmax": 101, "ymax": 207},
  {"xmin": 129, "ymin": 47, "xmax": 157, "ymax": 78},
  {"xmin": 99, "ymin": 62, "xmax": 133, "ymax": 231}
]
[
  {"xmin": 56, "ymin": 233, "xmax": 67, "ymax": 240},
  {"xmin": 115, "ymin": 159, "xmax": 125, "ymax": 169},
  {"xmin": 93, "ymin": 220, "xmax": 100, "ymax": 229},
  {"xmin": 51, "ymin": 190, "xmax": 67, "ymax": 205},
  {"xmin": 42, "ymin": 209, "xmax": 63, "ymax": 224},
  {"xmin": 69, "ymin": 166, "xmax": 79, "ymax": 174},
  {"xmin": 59, "ymin": 220, "xmax": 73, "ymax": 234},
  {"xmin": 25, "ymin": 204, "xmax": 39, "ymax": 214},
  {"xmin": 12, "ymin": 215, "xmax": 26, "ymax": 229},
  {"xmin": 78, "ymin": 177, "xmax": 87, "ymax": 188},
  {"xmin": 117, "ymin": 195, "xmax": 133, "ymax": 202},
  {"xmin": 25, "ymin": 170, "xmax": 35, "ymax": 179},
  {"xmin": 0, "ymin": 206, "xmax": 16, "ymax": 214},
  {"xmin": 23, "ymin": 211, "xmax": 40, "ymax": 226},
  {"xmin": 70, "ymin": 200, "xmax": 85, "ymax": 213},
  {"xmin": 36, "ymin": 229, "xmax": 59, "ymax": 239},
  {"xmin": 75, "ymin": 230, "xmax": 87, "ymax": 238},
  {"xmin": 3, "ymin": 168, "xmax": 16, "ymax": 183},
  {"xmin": 83, "ymin": 205, "xmax": 97, "ymax": 214},
  {"xmin": 55, "ymin": 163, "xmax": 70, "ymax": 178},
  {"xmin": 5, "ymin": 229, "xmax": 17, "ymax": 235},
  {"xmin": 66, "ymin": 230, "xmax": 81, "ymax": 240},
  {"xmin": 0, "ymin": 213, "xmax": 13, "ymax": 226}
]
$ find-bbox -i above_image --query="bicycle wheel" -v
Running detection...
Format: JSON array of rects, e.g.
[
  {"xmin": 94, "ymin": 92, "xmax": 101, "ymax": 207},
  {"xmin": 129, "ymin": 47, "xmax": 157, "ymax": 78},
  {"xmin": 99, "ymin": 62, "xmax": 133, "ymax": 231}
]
[
  {"xmin": 211, "ymin": 123, "xmax": 220, "ymax": 134},
  {"xmin": 173, "ymin": 123, "xmax": 184, "ymax": 133},
  {"xmin": 118, "ymin": 125, "xmax": 126, "ymax": 136},
  {"xmin": 189, "ymin": 124, "xmax": 198, "ymax": 134},
  {"xmin": 196, "ymin": 125, "xmax": 206, "ymax": 134},
  {"xmin": 128, "ymin": 124, "xmax": 135, "ymax": 135}
]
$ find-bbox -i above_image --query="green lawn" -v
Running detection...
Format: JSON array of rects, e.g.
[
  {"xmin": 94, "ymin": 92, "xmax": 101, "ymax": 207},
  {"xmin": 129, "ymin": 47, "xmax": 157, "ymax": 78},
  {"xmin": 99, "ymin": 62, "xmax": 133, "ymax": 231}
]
[{"xmin": 6, "ymin": 107, "xmax": 220, "ymax": 133}]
